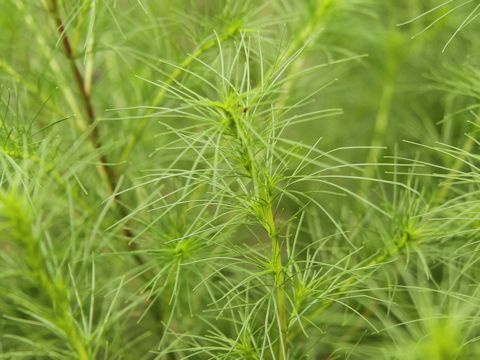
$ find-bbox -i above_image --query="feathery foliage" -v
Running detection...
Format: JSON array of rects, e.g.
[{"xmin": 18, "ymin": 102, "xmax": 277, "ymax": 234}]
[{"xmin": 1, "ymin": 0, "xmax": 480, "ymax": 359}]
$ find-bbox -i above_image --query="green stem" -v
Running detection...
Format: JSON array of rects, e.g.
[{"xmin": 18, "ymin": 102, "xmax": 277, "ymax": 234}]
[
  {"xmin": 365, "ymin": 75, "xmax": 395, "ymax": 168},
  {"xmin": 288, "ymin": 229, "xmax": 414, "ymax": 342},
  {"xmin": 118, "ymin": 22, "xmax": 242, "ymax": 169},
  {"xmin": 266, "ymin": 207, "xmax": 288, "ymax": 360},
  {"xmin": 435, "ymin": 134, "xmax": 478, "ymax": 203},
  {"xmin": 364, "ymin": 33, "xmax": 399, "ymax": 181},
  {"xmin": 2, "ymin": 192, "xmax": 90, "ymax": 360},
  {"xmin": 0, "ymin": 58, "xmax": 62, "ymax": 118},
  {"xmin": 284, "ymin": 0, "xmax": 338, "ymax": 62},
  {"xmin": 269, "ymin": 0, "xmax": 338, "ymax": 108},
  {"xmin": 216, "ymin": 99, "xmax": 289, "ymax": 358}
]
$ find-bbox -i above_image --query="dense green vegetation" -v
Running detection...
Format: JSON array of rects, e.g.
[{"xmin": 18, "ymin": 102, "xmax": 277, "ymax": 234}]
[{"xmin": 1, "ymin": 0, "xmax": 480, "ymax": 359}]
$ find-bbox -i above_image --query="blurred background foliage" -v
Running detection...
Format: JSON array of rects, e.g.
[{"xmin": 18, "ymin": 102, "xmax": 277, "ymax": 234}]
[{"xmin": 1, "ymin": 0, "xmax": 480, "ymax": 359}]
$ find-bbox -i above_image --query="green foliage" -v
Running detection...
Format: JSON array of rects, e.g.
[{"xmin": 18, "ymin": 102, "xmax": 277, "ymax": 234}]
[{"xmin": 1, "ymin": 0, "xmax": 480, "ymax": 359}]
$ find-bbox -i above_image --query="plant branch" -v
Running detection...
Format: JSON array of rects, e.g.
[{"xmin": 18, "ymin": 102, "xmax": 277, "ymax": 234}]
[
  {"xmin": 266, "ymin": 207, "xmax": 288, "ymax": 360},
  {"xmin": 44, "ymin": 0, "xmax": 168, "ymax": 343},
  {"xmin": 118, "ymin": 23, "xmax": 242, "ymax": 169},
  {"xmin": 1, "ymin": 191, "xmax": 90, "ymax": 360},
  {"xmin": 46, "ymin": 0, "xmax": 116, "ymax": 194},
  {"xmin": 435, "ymin": 130, "xmax": 479, "ymax": 203},
  {"xmin": 287, "ymin": 228, "xmax": 417, "ymax": 342}
]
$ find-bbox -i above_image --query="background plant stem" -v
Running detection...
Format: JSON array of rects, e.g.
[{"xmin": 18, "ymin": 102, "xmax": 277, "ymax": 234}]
[{"xmin": 44, "ymin": 0, "xmax": 168, "ymax": 343}]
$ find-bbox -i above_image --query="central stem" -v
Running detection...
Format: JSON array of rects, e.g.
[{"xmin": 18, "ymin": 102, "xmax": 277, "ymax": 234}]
[
  {"xmin": 265, "ymin": 204, "xmax": 288, "ymax": 360},
  {"xmin": 217, "ymin": 92, "xmax": 289, "ymax": 359}
]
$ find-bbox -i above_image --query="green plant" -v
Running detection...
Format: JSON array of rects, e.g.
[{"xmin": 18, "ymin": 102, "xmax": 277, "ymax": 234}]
[{"xmin": 1, "ymin": 1, "xmax": 480, "ymax": 359}]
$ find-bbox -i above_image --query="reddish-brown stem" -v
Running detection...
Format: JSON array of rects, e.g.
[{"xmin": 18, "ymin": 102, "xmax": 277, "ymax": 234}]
[
  {"xmin": 49, "ymin": 0, "xmax": 117, "ymax": 196},
  {"xmin": 46, "ymin": 0, "xmax": 169, "ymax": 343}
]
